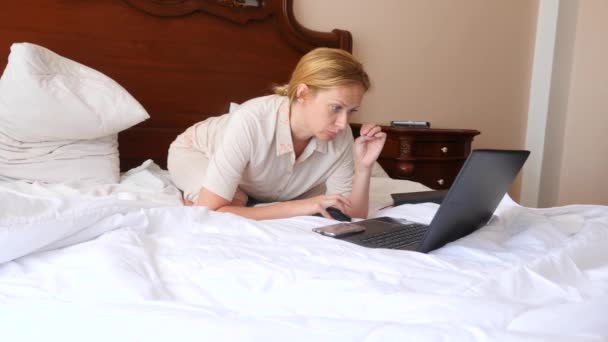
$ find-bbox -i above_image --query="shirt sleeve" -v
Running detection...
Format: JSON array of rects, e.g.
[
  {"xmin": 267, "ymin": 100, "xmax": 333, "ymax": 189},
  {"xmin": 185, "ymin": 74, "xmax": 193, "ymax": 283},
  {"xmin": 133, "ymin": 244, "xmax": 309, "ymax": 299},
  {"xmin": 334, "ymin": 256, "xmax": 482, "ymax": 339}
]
[
  {"xmin": 202, "ymin": 112, "xmax": 256, "ymax": 201},
  {"xmin": 325, "ymin": 132, "xmax": 354, "ymax": 197}
]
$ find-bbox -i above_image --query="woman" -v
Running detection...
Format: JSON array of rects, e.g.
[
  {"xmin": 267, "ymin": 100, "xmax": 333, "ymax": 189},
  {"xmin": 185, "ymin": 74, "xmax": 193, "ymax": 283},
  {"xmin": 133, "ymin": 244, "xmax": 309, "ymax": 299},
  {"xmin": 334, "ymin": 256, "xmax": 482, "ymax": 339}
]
[{"xmin": 168, "ymin": 47, "xmax": 386, "ymax": 220}]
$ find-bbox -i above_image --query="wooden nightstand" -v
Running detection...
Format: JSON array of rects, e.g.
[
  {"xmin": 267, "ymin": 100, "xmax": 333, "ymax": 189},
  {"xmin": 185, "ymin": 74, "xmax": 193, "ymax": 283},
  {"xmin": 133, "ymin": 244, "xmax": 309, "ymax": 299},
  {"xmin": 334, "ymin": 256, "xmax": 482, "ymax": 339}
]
[{"xmin": 351, "ymin": 124, "xmax": 480, "ymax": 190}]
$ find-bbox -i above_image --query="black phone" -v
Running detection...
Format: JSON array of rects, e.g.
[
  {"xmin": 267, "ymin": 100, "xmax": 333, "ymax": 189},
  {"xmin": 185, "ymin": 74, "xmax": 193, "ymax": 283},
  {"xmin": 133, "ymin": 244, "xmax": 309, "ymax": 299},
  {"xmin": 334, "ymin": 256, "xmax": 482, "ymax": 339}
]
[{"xmin": 311, "ymin": 207, "xmax": 352, "ymax": 222}]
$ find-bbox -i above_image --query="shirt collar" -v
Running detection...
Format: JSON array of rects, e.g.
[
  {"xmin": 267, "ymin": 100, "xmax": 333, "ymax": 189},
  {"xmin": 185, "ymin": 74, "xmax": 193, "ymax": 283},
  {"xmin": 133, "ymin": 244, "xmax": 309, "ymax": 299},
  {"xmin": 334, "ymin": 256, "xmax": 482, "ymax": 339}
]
[
  {"xmin": 275, "ymin": 98, "xmax": 294, "ymax": 156},
  {"xmin": 314, "ymin": 138, "xmax": 327, "ymax": 153}
]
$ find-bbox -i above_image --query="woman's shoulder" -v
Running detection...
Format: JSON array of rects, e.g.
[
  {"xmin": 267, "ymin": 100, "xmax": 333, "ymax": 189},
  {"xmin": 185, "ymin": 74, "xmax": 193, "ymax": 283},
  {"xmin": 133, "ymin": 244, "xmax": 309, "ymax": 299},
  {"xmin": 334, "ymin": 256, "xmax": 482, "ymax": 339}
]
[
  {"xmin": 224, "ymin": 94, "xmax": 286, "ymax": 132},
  {"xmin": 235, "ymin": 94, "xmax": 286, "ymax": 116}
]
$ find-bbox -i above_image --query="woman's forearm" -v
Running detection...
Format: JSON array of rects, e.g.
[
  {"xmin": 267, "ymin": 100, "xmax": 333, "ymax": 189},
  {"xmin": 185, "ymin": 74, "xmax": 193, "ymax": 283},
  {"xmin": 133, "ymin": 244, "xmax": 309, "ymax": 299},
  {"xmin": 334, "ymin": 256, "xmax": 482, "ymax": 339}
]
[
  {"xmin": 199, "ymin": 187, "xmax": 352, "ymax": 220},
  {"xmin": 347, "ymin": 166, "xmax": 372, "ymax": 219},
  {"xmin": 215, "ymin": 200, "xmax": 308, "ymax": 220}
]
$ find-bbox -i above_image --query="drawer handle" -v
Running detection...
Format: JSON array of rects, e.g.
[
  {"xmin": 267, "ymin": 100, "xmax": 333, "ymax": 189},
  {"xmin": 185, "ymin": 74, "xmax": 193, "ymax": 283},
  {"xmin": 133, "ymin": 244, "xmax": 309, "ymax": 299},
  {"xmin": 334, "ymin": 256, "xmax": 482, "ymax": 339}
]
[
  {"xmin": 440, "ymin": 147, "xmax": 448, "ymax": 154},
  {"xmin": 437, "ymin": 179, "xmax": 445, "ymax": 186},
  {"xmin": 397, "ymin": 162, "xmax": 415, "ymax": 176}
]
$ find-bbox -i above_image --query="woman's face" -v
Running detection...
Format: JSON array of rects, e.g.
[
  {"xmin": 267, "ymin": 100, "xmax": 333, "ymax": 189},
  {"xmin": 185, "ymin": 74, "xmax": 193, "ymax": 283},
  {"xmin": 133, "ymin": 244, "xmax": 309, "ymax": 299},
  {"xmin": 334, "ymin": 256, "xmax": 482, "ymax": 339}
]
[{"xmin": 298, "ymin": 83, "xmax": 365, "ymax": 141}]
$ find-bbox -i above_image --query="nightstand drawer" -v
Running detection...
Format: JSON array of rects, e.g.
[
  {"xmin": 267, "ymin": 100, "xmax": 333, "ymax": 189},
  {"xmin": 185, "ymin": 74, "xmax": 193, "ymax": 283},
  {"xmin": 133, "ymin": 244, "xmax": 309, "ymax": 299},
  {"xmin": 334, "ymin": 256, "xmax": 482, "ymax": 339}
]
[
  {"xmin": 350, "ymin": 123, "xmax": 480, "ymax": 190},
  {"xmin": 411, "ymin": 142, "xmax": 465, "ymax": 158},
  {"xmin": 376, "ymin": 134, "xmax": 470, "ymax": 159},
  {"xmin": 378, "ymin": 159, "xmax": 463, "ymax": 189}
]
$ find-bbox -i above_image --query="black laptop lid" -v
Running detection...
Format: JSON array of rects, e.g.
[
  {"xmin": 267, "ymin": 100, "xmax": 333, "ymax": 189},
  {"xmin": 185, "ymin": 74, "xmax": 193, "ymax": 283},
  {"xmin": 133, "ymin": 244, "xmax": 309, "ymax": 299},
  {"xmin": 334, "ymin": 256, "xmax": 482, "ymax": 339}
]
[{"xmin": 417, "ymin": 149, "xmax": 530, "ymax": 253}]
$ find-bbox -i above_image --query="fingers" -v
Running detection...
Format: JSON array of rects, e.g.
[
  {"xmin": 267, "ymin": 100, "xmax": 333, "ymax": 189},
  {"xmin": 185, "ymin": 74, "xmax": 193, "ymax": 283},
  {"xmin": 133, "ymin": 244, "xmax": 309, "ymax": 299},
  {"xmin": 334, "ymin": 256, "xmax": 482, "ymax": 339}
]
[
  {"xmin": 353, "ymin": 130, "xmax": 387, "ymax": 169},
  {"xmin": 318, "ymin": 207, "xmax": 332, "ymax": 219},
  {"xmin": 314, "ymin": 194, "xmax": 352, "ymax": 216},
  {"xmin": 359, "ymin": 123, "xmax": 374, "ymax": 136},
  {"xmin": 360, "ymin": 123, "xmax": 382, "ymax": 137},
  {"xmin": 356, "ymin": 123, "xmax": 386, "ymax": 144},
  {"xmin": 355, "ymin": 130, "xmax": 386, "ymax": 147},
  {"xmin": 327, "ymin": 194, "xmax": 352, "ymax": 211},
  {"xmin": 373, "ymin": 131, "xmax": 387, "ymax": 141},
  {"xmin": 329, "ymin": 201, "xmax": 349, "ymax": 214}
]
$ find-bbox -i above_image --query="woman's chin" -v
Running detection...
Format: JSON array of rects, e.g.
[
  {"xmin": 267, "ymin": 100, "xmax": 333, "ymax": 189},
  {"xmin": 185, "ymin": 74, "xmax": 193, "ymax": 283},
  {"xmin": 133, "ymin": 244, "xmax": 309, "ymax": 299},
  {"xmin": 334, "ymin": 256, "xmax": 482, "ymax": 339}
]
[{"xmin": 318, "ymin": 132, "xmax": 338, "ymax": 141}]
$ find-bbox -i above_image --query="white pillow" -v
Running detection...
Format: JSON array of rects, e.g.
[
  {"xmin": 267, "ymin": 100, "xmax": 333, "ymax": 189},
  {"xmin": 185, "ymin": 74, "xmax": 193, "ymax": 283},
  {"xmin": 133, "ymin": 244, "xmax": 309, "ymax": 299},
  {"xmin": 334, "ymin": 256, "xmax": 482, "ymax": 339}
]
[
  {"xmin": 229, "ymin": 102, "xmax": 241, "ymax": 113},
  {"xmin": 0, "ymin": 42, "xmax": 149, "ymax": 141},
  {"xmin": 368, "ymin": 177, "xmax": 431, "ymax": 214},
  {"xmin": 0, "ymin": 42, "xmax": 150, "ymax": 183},
  {"xmin": 371, "ymin": 162, "xmax": 390, "ymax": 178},
  {"xmin": 0, "ymin": 134, "xmax": 119, "ymax": 183}
]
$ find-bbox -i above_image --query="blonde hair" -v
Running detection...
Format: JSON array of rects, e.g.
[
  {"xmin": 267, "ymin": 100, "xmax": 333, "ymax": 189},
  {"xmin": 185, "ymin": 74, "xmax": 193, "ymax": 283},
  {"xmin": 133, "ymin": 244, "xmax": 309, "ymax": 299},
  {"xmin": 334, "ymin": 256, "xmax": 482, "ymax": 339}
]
[{"xmin": 273, "ymin": 47, "xmax": 370, "ymax": 102}]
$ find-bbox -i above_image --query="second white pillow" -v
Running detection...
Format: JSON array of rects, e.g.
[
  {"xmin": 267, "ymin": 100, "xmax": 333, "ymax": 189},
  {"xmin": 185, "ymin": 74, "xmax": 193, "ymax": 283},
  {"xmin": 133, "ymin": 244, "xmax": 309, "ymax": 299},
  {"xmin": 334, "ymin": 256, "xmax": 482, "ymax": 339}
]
[{"xmin": 0, "ymin": 42, "xmax": 149, "ymax": 142}]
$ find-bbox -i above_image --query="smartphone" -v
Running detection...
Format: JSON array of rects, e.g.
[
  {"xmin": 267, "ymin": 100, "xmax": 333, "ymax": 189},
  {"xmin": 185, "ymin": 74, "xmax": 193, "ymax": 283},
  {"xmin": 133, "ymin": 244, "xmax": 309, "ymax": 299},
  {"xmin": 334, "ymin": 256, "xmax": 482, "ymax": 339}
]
[{"xmin": 312, "ymin": 222, "xmax": 365, "ymax": 238}]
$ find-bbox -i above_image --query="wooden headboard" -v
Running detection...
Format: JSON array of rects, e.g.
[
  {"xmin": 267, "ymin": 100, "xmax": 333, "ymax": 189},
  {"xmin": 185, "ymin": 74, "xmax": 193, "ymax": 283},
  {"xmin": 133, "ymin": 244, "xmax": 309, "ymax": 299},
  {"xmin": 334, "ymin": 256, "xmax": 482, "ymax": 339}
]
[{"xmin": 0, "ymin": 0, "xmax": 352, "ymax": 170}]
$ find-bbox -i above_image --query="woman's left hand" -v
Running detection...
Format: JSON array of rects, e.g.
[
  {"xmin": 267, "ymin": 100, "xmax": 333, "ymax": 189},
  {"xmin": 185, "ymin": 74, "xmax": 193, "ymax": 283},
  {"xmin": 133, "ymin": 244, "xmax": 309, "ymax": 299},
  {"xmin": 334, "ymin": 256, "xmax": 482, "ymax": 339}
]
[{"xmin": 353, "ymin": 123, "xmax": 387, "ymax": 170}]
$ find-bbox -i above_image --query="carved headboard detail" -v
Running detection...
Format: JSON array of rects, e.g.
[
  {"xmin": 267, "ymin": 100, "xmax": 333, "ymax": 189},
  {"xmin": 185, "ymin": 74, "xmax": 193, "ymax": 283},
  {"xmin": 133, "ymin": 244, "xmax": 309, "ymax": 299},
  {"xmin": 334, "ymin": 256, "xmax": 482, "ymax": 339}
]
[
  {"xmin": 124, "ymin": 0, "xmax": 273, "ymax": 23},
  {"xmin": 0, "ymin": 0, "xmax": 352, "ymax": 170},
  {"xmin": 123, "ymin": 0, "xmax": 352, "ymax": 52}
]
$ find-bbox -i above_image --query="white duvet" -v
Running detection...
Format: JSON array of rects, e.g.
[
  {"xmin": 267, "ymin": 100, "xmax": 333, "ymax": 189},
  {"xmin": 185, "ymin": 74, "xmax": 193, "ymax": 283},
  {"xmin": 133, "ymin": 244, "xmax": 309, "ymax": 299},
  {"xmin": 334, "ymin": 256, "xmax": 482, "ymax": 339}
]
[{"xmin": 1, "ymin": 162, "xmax": 607, "ymax": 342}]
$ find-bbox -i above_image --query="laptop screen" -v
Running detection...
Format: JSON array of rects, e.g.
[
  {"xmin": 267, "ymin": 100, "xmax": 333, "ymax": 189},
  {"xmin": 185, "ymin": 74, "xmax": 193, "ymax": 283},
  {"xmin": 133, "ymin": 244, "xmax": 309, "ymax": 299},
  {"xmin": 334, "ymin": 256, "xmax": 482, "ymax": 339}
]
[{"xmin": 417, "ymin": 149, "xmax": 529, "ymax": 253}]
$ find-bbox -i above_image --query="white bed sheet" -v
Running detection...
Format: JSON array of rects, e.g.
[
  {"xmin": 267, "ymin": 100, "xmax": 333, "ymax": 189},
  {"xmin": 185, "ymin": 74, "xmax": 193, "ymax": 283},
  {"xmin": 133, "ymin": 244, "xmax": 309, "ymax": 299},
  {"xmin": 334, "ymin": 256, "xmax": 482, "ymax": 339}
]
[{"xmin": 1, "ymin": 161, "xmax": 607, "ymax": 341}]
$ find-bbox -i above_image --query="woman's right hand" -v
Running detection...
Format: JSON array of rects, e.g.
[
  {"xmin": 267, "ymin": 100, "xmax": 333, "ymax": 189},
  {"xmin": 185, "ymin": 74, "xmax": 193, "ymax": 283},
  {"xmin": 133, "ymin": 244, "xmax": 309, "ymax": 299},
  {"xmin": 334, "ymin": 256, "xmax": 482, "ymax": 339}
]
[{"xmin": 296, "ymin": 194, "xmax": 352, "ymax": 219}]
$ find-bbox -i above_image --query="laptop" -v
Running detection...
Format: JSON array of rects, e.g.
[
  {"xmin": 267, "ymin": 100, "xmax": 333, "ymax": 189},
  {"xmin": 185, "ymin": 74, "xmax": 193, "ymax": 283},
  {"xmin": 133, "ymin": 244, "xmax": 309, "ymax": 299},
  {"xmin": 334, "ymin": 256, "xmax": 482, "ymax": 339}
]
[{"xmin": 313, "ymin": 149, "xmax": 530, "ymax": 253}]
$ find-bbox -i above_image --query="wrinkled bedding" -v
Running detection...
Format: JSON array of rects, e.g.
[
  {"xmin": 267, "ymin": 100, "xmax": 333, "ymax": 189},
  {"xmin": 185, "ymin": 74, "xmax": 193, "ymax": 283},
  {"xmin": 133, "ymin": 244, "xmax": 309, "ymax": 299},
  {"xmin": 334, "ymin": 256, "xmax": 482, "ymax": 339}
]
[{"xmin": 1, "ymin": 161, "xmax": 607, "ymax": 341}]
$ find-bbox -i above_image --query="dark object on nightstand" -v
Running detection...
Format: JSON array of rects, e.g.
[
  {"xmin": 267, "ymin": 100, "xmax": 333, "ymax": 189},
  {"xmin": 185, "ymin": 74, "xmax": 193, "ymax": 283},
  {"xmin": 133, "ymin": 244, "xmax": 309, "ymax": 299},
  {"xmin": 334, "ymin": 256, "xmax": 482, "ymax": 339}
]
[
  {"xmin": 391, "ymin": 190, "xmax": 448, "ymax": 206},
  {"xmin": 390, "ymin": 120, "xmax": 431, "ymax": 128},
  {"xmin": 351, "ymin": 123, "xmax": 480, "ymax": 190}
]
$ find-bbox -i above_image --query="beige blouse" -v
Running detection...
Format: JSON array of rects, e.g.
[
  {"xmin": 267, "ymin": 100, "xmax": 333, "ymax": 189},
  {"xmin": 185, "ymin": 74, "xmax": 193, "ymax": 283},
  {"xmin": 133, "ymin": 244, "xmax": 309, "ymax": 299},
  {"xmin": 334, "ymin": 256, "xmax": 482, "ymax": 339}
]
[{"xmin": 172, "ymin": 95, "xmax": 354, "ymax": 202}]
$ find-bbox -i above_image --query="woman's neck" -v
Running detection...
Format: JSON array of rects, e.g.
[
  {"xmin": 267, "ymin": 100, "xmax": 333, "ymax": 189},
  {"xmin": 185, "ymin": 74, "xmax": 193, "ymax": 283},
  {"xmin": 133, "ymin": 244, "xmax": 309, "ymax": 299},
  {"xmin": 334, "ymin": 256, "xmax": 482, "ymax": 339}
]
[{"xmin": 289, "ymin": 102, "xmax": 312, "ymax": 146}]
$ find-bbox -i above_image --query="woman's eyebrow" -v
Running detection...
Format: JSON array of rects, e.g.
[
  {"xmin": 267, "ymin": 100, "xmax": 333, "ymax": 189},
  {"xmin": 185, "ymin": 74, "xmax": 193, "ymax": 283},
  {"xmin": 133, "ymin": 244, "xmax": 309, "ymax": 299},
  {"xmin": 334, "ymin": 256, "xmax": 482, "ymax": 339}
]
[{"xmin": 330, "ymin": 99, "xmax": 359, "ymax": 109}]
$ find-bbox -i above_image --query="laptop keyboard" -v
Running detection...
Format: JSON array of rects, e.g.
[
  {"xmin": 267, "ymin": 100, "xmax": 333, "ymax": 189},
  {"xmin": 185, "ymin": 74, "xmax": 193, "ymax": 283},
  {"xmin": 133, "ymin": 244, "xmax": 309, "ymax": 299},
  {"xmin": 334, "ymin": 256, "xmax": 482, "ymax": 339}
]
[{"xmin": 360, "ymin": 223, "xmax": 427, "ymax": 249}]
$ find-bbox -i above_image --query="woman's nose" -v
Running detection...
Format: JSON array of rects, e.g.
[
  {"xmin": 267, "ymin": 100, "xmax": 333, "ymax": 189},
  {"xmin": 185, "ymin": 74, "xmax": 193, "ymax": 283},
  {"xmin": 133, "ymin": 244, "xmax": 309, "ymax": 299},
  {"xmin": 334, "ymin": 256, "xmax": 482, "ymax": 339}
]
[{"xmin": 335, "ymin": 111, "xmax": 348, "ymax": 129}]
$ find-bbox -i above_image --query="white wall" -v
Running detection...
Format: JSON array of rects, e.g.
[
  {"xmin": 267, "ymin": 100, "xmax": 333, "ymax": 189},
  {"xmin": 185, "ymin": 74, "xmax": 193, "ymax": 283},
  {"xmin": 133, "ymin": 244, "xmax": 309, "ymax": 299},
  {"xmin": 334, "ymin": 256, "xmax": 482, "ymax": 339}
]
[
  {"xmin": 538, "ymin": 0, "xmax": 579, "ymax": 207},
  {"xmin": 520, "ymin": 0, "xmax": 560, "ymax": 207},
  {"xmin": 554, "ymin": 0, "xmax": 608, "ymax": 205},
  {"xmin": 294, "ymin": 0, "xmax": 539, "ymax": 200},
  {"xmin": 525, "ymin": 0, "xmax": 608, "ymax": 206}
]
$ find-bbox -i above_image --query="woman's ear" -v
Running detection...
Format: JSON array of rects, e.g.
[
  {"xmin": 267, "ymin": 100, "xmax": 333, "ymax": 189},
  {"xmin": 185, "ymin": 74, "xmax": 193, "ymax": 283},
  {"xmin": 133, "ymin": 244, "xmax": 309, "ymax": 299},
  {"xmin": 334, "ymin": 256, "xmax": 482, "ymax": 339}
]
[{"xmin": 295, "ymin": 83, "xmax": 309, "ymax": 103}]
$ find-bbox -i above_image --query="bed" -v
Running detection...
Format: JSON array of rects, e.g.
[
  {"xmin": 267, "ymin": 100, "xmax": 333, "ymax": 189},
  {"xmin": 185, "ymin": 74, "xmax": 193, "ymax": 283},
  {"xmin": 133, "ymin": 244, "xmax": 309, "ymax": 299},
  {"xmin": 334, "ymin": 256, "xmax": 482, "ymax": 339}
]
[{"xmin": 1, "ymin": 1, "xmax": 607, "ymax": 341}]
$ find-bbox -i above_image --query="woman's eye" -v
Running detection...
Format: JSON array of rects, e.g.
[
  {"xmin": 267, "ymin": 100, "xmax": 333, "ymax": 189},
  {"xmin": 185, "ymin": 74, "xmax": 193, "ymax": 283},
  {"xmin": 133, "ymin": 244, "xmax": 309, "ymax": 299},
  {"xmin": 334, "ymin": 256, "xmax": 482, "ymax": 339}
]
[
  {"xmin": 330, "ymin": 104, "xmax": 342, "ymax": 113},
  {"xmin": 348, "ymin": 109, "xmax": 358, "ymax": 115}
]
